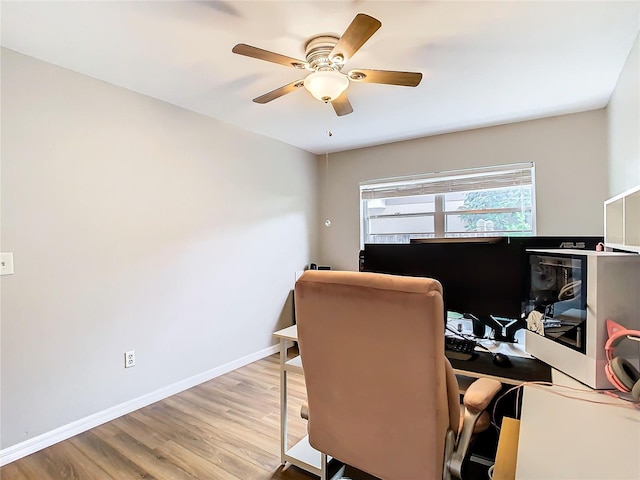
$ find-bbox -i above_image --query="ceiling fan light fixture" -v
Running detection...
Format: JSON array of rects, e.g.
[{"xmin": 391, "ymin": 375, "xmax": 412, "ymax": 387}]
[{"xmin": 304, "ymin": 70, "xmax": 349, "ymax": 103}]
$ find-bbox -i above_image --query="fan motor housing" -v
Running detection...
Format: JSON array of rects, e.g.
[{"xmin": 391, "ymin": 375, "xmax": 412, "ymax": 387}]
[{"xmin": 304, "ymin": 35, "xmax": 342, "ymax": 71}]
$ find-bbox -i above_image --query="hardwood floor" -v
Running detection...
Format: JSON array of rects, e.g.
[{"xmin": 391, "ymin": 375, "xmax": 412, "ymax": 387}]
[
  {"xmin": 0, "ymin": 351, "xmax": 496, "ymax": 480},
  {"xmin": 0, "ymin": 352, "xmax": 345, "ymax": 480}
]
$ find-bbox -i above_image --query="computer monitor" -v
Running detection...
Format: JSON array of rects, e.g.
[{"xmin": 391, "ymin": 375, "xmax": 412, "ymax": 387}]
[{"xmin": 360, "ymin": 236, "xmax": 603, "ymax": 342}]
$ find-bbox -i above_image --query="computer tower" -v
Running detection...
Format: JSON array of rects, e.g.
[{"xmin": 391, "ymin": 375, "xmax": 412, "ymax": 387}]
[{"xmin": 524, "ymin": 249, "xmax": 640, "ymax": 389}]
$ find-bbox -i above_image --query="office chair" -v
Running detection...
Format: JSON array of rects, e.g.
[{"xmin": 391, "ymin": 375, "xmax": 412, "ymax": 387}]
[{"xmin": 295, "ymin": 270, "xmax": 502, "ymax": 480}]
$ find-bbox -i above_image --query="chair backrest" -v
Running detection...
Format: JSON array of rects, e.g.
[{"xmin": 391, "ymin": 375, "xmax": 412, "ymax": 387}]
[{"xmin": 295, "ymin": 270, "xmax": 459, "ymax": 480}]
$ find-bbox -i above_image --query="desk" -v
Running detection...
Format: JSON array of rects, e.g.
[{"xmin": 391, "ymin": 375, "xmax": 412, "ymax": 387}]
[
  {"xmin": 273, "ymin": 325, "xmax": 333, "ymax": 479},
  {"xmin": 516, "ymin": 371, "xmax": 640, "ymax": 479},
  {"xmin": 275, "ymin": 325, "xmax": 640, "ymax": 479}
]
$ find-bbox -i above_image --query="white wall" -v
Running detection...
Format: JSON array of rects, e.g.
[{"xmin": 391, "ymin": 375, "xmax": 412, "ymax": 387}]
[
  {"xmin": 608, "ymin": 32, "xmax": 640, "ymax": 196},
  {"xmin": 0, "ymin": 49, "xmax": 318, "ymax": 450},
  {"xmin": 318, "ymin": 110, "xmax": 608, "ymax": 270}
]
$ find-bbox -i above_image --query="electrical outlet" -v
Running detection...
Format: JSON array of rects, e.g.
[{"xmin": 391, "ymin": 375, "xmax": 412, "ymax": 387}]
[
  {"xmin": 125, "ymin": 350, "xmax": 135, "ymax": 368},
  {"xmin": 1, "ymin": 253, "xmax": 14, "ymax": 275}
]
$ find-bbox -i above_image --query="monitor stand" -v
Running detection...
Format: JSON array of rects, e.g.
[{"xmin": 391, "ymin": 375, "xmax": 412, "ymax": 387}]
[{"xmin": 466, "ymin": 313, "xmax": 526, "ymax": 343}]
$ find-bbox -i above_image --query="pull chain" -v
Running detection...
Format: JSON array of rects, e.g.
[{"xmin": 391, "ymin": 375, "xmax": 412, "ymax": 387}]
[{"xmin": 324, "ymin": 130, "xmax": 332, "ymax": 227}]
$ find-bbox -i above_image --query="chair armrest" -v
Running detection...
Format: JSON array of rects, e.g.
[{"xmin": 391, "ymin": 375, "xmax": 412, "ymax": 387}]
[
  {"xmin": 446, "ymin": 378, "xmax": 503, "ymax": 480},
  {"xmin": 463, "ymin": 377, "xmax": 502, "ymax": 414}
]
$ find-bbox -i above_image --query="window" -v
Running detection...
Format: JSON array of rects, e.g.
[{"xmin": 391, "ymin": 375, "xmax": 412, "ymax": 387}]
[{"xmin": 360, "ymin": 163, "xmax": 536, "ymax": 246}]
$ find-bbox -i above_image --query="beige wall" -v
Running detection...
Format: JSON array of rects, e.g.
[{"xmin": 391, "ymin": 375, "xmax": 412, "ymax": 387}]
[
  {"xmin": 0, "ymin": 49, "xmax": 318, "ymax": 449},
  {"xmin": 318, "ymin": 110, "xmax": 608, "ymax": 270},
  {"xmin": 608, "ymin": 33, "xmax": 640, "ymax": 196}
]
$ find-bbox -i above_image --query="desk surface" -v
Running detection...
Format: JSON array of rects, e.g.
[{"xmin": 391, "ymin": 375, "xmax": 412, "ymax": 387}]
[
  {"xmin": 517, "ymin": 375, "xmax": 640, "ymax": 480},
  {"xmin": 273, "ymin": 324, "xmax": 297, "ymax": 341},
  {"xmin": 444, "ymin": 320, "xmax": 552, "ymax": 385},
  {"xmin": 448, "ymin": 351, "xmax": 552, "ymax": 385}
]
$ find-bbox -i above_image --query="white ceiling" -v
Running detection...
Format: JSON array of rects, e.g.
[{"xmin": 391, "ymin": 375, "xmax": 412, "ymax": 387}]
[{"xmin": 1, "ymin": 1, "xmax": 638, "ymax": 154}]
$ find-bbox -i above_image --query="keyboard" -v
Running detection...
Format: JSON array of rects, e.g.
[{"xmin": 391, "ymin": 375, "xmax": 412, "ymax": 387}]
[{"xmin": 445, "ymin": 336, "xmax": 477, "ymax": 361}]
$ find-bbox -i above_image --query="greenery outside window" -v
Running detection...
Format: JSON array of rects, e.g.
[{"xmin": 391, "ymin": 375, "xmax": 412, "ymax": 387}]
[{"xmin": 360, "ymin": 163, "xmax": 536, "ymax": 246}]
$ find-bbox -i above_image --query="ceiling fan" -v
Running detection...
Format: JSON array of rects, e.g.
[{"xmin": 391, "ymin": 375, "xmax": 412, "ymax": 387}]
[{"xmin": 232, "ymin": 13, "xmax": 422, "ymax": 116}]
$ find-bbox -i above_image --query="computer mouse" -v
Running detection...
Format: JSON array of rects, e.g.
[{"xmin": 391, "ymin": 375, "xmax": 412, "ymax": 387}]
[{"xmin": 493, "ymin": 353, "xmax": 513, "ymax": 368}]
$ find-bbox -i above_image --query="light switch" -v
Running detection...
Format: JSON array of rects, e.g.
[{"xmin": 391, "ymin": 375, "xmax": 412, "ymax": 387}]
[{"xmin": 1, "ymin": 253, "xmax": 14, "ymax": 275}]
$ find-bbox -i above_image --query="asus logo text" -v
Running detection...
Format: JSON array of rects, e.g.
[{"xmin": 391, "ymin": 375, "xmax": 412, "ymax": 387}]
[{"xmin": 559, "ymin": 242, "xmax": 586, "ymax": 249}]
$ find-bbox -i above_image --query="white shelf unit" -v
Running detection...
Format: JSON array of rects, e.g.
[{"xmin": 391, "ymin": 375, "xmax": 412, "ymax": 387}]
[
  {"xmin": 604, "ymin": 184, "xmax": 640, "ymax": 253},
  {"xmin": 273, "ymin": 325, "xmax": 332, "ymax": 479}
]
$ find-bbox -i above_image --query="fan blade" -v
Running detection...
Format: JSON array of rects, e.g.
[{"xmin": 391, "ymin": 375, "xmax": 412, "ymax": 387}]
[
  {"xmin": 332, "ymin": 93, "xmax": 353, "ymax": 116},
  {"xmin": 232, "ymin": 44, "xmax": 307, "ymax": 69},
  {"xmin": 252, "ymin": 80, "xmax": 306, "ymax": 104},
  {"xmin": 330, "ymin": 13, "xmax": 382, "ymax": 63},
  {"xmin": 348, "ymin": 69, "xmax": 422, "ymax": 87}
]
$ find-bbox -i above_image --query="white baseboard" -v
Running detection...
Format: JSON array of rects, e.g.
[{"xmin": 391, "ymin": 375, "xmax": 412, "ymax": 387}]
[{"xmin": 0, "ymin": 344, "xmax": 280, "ymax": 466}]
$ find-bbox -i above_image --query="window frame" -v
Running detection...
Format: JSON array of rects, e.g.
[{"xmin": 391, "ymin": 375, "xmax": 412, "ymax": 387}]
[{"xmin": 359, "ymin": 163, "xmax": 536, "ymax": 247}]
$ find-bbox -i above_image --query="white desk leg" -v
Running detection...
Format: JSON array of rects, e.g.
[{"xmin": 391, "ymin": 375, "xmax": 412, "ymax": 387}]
[
  {"xmin": 280, "ymin": 337, "xmax": 287, "ymax": 465},
  {"xmin": 320, "ymin": 452, "xmax": 327, "ymax": 480}
]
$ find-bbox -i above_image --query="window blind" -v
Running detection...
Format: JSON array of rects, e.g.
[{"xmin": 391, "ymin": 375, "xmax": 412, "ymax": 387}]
[{"xmin": 360, "ymin": 163, "xmax": 534, "ymax": 200}]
